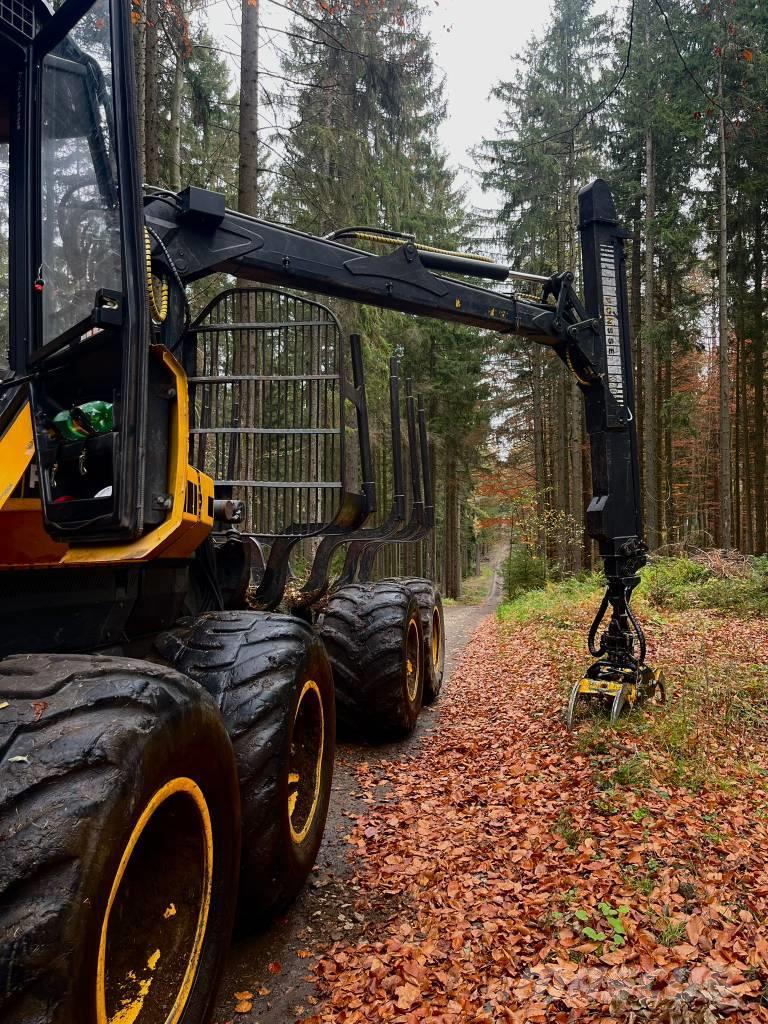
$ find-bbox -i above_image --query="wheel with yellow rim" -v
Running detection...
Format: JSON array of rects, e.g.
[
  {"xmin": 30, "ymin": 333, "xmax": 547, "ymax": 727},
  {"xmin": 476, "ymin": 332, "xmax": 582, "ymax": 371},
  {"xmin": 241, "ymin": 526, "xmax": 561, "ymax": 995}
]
[
  {"xmin": 0, "ymin": 653, "xmax": 240, "ymax": 1024},
  {"xmin": 157, "ymin": 611, "xmax": 335, "ymax": 923},
  {"xmin": 319, "ymin": 582, "xmax": 424, "ymax": 740},
  {"xmin": 386, "ymin": 578, "xmax": 445, "ymax": 704}
]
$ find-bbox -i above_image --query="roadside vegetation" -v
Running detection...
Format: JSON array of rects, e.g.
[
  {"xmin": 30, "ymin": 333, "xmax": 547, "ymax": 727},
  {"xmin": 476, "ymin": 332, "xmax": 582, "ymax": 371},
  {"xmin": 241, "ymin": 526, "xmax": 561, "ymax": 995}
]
[{"xmin": 498, "ymin": 550, "xmax": 768, "ymax": 794}]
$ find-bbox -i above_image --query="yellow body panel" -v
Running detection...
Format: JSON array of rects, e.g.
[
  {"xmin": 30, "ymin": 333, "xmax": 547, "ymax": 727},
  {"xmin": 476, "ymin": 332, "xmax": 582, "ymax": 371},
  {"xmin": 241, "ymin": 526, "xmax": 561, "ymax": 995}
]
[
  {"xmin": 0, "ymin": 349, "xmax": 213, "ymax": 568},
  {"xmin": 0, "ymin": 402, "xmax": 35, "ymax": 511},
  {"xmin": 578, "ymin": 678, "xmax": 623, "ymax": 696},
  {"xmin": 578, "ymin": 677, "xmax": 637, "ymax": 705}
]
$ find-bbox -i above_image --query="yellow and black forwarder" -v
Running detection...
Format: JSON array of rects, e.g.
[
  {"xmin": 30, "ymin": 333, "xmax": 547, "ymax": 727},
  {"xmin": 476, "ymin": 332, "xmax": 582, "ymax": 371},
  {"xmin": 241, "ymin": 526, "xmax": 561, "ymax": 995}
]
[{"xmin": 0, "ymin": 0, "xmax": 660, "ymax": 1020}]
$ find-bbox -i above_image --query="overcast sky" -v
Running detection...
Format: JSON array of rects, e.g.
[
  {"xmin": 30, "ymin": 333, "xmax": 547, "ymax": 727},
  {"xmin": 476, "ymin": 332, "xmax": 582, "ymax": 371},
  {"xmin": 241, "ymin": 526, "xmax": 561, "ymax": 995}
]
[
  {"xmin": 420, "ymin": 0, "xmax": 541, "ymax": 207},
  {"xmin": 208, "ymin": 0, "xmax": 615, "ymax": 209}
]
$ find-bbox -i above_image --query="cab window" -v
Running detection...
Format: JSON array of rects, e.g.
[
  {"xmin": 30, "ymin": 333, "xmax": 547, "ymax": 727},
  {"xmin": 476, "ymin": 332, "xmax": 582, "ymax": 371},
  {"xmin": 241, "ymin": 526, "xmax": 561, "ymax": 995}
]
[
  {"xmin": 39, "ymin": 0, "xmax": 122, "ymax": 346},
  {"xmin": 0, "ymin": 76, "xmax": 9, "ymax": 377}
]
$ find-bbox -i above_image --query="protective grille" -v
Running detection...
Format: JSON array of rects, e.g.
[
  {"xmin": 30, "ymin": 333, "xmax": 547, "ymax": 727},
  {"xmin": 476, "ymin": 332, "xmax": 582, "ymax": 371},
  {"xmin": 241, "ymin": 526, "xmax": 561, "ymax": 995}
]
[
  {"xmin": 0, "ymin": 0, "xmax": 36, "ymax": 38},
  {"xmin": 188, "ymin": 288, "xmax": 346, "ymax": 538}
]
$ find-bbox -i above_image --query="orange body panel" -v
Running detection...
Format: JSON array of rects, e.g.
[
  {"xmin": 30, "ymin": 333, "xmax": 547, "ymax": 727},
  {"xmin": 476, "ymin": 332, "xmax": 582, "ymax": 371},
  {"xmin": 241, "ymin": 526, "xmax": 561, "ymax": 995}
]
[{"xmin": 0, "ymin": 500, "xmax": 69, "ymax": 565}]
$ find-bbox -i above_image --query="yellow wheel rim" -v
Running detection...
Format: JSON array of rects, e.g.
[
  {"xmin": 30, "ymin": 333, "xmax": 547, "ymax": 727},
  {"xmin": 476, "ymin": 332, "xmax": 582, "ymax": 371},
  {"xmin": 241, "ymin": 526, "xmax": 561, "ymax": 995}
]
[
  {"xmin": 288, "ymin": 680, "xmax": 325, "ymax": 846},
  {"xmin": 405, "ymin": 617, "xmax": 421, "ymax": 703},
  {"xmin": 431, "ymin": 605, "xmax": 442, "ymax": 670},
  {"xmin": 96, "ymin": 777, "xmax": 213, "ymax": 1024}
]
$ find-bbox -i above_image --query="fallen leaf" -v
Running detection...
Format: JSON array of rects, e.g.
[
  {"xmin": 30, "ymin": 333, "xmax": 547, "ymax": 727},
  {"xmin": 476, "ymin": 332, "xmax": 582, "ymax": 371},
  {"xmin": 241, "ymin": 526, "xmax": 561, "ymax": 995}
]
[
  {"xmin": 31, "ymin": 700, "xmax": 48, "ymax": 722},
  {"xmin": 686, "ymin": 915, "xmax": 705, "ymax": 946},
  {"xmin": 298, "ymin": 615, "xmax": 768, "ymax": 1023},
  {"xmin": 394, "ymin": 981, "xmax": 420, "ymax": 1009}
]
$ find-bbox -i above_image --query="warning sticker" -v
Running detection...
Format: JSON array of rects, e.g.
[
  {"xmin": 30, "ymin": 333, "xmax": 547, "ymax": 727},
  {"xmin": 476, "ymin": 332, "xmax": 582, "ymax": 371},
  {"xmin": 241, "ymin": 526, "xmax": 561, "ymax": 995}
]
[{"xmin": 600, "ymin": 243, "xmax": 625, "ymax": 405}]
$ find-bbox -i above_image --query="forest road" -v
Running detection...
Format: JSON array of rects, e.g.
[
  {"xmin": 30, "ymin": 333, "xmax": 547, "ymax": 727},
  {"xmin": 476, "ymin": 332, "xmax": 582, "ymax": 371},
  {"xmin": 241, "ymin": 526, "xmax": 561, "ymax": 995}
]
[{"xmin": 214, "ymin": 552, "xmax": 504, "ymax": 1024}]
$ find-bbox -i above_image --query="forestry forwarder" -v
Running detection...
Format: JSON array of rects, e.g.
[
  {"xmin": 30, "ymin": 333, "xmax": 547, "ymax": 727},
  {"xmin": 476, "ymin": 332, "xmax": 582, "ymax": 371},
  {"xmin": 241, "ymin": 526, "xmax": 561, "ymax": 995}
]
[{"xmin": 0, "ymin": 0, "xmax": 663, "ymax": 1020}]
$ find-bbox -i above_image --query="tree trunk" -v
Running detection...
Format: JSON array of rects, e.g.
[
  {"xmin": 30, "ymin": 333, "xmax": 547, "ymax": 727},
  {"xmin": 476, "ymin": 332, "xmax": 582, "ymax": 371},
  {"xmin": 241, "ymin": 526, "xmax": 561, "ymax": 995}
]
[
  {"xmin": 664, "ymin": 334, "xmax": 673, "ymax": 544},
  {"xmin": 239, "ymin": 0, "xmax": 260, "ymax": 217},
  {"xmin": 234, "ymin": 2, "xmax": 260, "ymax": 500},
  {"xmin": 428, "ymin": 337, "xmax": 438, "ymax": 581},
  {"xmin": 555, "ymin": 372, "xmax": 569, "ymax": 569},
  {"xmin": 643, "ymin": 127, "xmax": 658, "ymax": 549},
  {"xmin": 735, "ymin": 221, "xmax": 749, "ymax": 552},
  {"xmin": 169, "ymin": 54, "xmax": 183, "ymax": 193},
  {"xmin": 569, "ymin": 376, "xmax": 582, "ymax": 572},
  {"xmin": 581, "ymin": 413, "xmax": 592, "ymax": 569},
  {"xmin": 144, "ymin": 0, "xmax": 161, "ymax": 185},
  {"xmin": 717, "ymin": 64, "xmax": 732, "ymax": 549},
  {"xmin": 742, "ymin": 326, "xmax": 753, "ymax": 553},
  {"xmin": 531, "ymin": 346, "xmax": 546, "ymax": 557},
  {"xmin": 754, "ymin": 204, "xmax": 766, "ymax": 554},
  {"xmin": 735, "ymin": 325, "xmax": 742, "ymax": 551},
  {"xmin": 443, "ymin": 451, "xmax": 460, "ymax": 600},
  {"xmin": 631, "ymin": 196, "xmax": 643, "ymax": 456}
]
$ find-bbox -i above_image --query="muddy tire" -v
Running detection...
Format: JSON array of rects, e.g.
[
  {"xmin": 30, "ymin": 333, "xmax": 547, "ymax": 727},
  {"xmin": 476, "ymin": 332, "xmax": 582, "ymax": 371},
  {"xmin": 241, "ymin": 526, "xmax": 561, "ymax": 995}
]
[
  {"xmin": 0, "ymin": 653, "xmax": 240, "ymax": 1024},
  {"xmin": 319, "ymin": 582, "xmax": 424, "ymax": 740},
  {"xmin": 387, "ymin": 578, "xmax": 445, "ymax": 704},
  {"xmin": 157, "ymin": 611, "xmax": 335, "ymax": 923}
]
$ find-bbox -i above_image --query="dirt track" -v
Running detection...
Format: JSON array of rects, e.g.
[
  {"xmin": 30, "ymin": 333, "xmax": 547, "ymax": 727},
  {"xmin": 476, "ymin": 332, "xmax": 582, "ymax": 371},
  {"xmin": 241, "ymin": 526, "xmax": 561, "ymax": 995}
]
[{"xmin": 214, "ymin": 557, "xmax": 502, "ymax": 1023}]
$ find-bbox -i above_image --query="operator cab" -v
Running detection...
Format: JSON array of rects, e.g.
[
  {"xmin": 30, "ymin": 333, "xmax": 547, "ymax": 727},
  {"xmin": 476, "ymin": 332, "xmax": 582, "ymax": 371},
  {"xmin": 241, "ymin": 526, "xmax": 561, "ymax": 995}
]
[{"xmin": 0, "ymin": 0, "xmax": 153, "ymax": 543}]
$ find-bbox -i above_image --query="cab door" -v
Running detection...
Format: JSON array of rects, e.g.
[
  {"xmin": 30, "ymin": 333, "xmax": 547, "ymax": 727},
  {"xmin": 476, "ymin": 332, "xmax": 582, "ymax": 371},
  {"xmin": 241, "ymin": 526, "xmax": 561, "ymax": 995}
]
[{"xmin": 21, "ymin": 0, "xmax": 149, "ymax": 541}]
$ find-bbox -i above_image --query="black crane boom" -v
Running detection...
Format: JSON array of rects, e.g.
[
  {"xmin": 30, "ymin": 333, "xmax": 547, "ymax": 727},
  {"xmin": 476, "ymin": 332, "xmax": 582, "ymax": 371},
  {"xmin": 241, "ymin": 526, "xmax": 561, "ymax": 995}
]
[{"xmin": 145, "ymin": 178, "xmax": 656, "ymax": 715}]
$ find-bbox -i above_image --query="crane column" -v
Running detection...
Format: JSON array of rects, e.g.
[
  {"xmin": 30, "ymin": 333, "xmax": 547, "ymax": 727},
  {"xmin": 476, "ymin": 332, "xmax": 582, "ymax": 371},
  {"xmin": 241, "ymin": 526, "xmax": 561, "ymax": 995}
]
[{"xmin": 564, "ymin": 180, "xmax": 664, "ymax": 728}]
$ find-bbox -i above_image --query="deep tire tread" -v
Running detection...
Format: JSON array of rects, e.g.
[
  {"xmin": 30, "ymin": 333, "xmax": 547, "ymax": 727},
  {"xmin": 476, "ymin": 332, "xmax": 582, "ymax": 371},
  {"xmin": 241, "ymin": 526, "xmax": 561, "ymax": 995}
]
[
  {"xmin": 378, "ymin": 577, "xmax": 445, "ymax": 703},
  {"xmin": 157, "ymin": 610, "xmax": 335, "ymax": 921},
  {"xmin": 0, "ymin": 653, "xmax": 238, "ymax": 1024},
  {"xmin": 319, "ymin": 583, "xmax": 424, "ymax": 740}
]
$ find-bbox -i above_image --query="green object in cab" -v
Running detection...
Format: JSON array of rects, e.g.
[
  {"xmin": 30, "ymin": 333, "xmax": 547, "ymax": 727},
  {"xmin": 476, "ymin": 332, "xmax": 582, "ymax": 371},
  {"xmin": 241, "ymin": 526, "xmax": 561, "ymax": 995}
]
[{"xmin": 52, "ymin": 401, "xmax": 114, "ymax": 441}]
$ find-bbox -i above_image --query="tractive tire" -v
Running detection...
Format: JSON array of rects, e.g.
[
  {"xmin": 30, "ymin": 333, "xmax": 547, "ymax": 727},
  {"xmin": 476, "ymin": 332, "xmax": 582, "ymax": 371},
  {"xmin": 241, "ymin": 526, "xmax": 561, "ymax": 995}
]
[
  {"xmin": 319, "ymin": 582, "xmax": 424, "ymax": 740},
  {"xmin": 387, "ymin": 578, "xmax": 446, "ymax": 705},
  {"xmin": 156, "ymin": 611, "xmax": 335, "ymax": 923},
  {"xmin": 0, "ymin": 653, "xmax": 240, "ymax": 1024}
]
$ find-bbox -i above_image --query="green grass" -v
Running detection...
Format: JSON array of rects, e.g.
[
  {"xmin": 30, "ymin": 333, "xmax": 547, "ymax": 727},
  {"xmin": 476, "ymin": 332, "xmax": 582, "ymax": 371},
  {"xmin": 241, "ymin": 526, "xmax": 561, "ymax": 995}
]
[
  {"xmin": 657, "ymin": 919, "xmax": 687, "ymax": 947},
  {"xmin": 639, "ymin": 555, "xmax": 768, "ymax": 615},
  {"xmin": 496, "ymin": 554, "xmax": 768, "ymax": 622},
  {"xmin": 554, "ymin": 810, "xmax": 584, "ymax": 849},
  {"xmin": 497, "ymin": 573, "xmax": 602, "ymax": 624},
  {"xmin": 612, "ymin": 753, "xmax": 650, "ymax": 789}
]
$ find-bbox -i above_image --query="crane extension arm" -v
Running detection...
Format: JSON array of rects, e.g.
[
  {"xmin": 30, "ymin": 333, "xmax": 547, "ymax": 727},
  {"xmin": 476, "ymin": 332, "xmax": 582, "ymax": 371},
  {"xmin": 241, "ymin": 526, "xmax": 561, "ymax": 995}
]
[{"xmin": 145, "ymin": 179, "xmax": 653, "ymax": 701}]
